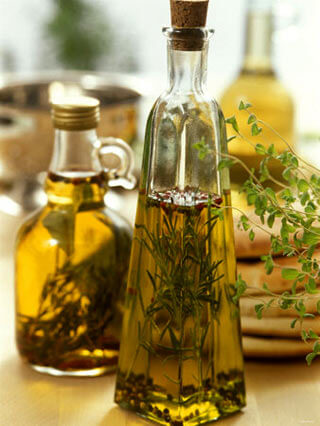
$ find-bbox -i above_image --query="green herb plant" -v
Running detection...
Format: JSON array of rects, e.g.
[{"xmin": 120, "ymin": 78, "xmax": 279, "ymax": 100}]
[
  {"xmin": 130, "ymin": 197, "xmax": 223, "ymax": 394},
  {"xmin": 194, "ymin": 101, "xmax": 320, "ymax": 365}
]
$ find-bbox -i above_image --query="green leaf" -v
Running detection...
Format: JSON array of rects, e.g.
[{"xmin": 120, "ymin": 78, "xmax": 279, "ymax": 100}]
[
  {"xmin": 280, "ymin": 187, "xmax": 295, "ymax": 203},
  {"xmin": 293, "ymin": 232, "xmax": 302, "ymax": 249},
  {"xmin": 301, "ymin": 329, "xmax": 308, "ymax": 342},
  {"xmin": 248, "ymin": 114, "xmax": 256, "ymax": 124},
  {"xmin": 261, "ymin": 254, "xmax": 274, "ymax": 275},
  {"xmin": 262, "ymin": 282, "xmax": 271, "ymax": 293},
  {"xmin": 247, "ymin": 192, "xmax": 257, "ymax": 205},
  {"xmin": 218, "ymin": 159, "xmax": 235, "ymax": 171},
  {"xmin": 239, "ymin": 101, "xmax": 252, "ymax": 110},
  {"xmin": 227, "ymin": 136, "xmax": 236, "ymax": 143},
  {"xmin": 303, "ymin": 313, "xmax": 315, "ymax": 319},
  {"xmin": 281, "ymin": 268, "xmax": 299, "ymax": 280},
  {"xmin": 240, "ymin": 215, "xmax": 250, "ymax": 231},
  {"xmin": 296, "ymin": 300, "xmax": 306, "ymax": 318},
  {"xmin": 254, "ymin": 304, "xmax": 264, "ymax": 319},
  {"xmin": 265, "ymin": 187, "xmax": 277, "ymax": 203},
  {"xmin": 267, "ymin": 213, "xmax": 275, "ymax": 229},
  {"xmin": 282, "ymin": 167, "xmax": 292, "ymax": 182},
  {"xmin": 298, "ymin": 179, "xmax": 309, "ymax": 193},
  {"xmin": 200, "ymin": 322, "xmax": 210, "ymax": 349},
  {"xmin": 168, "ymin": 327, "xmax": 180, "ymax": 350},
  {"xmin": 305, "ymin": 201, "xmax": 316, "ymax": 213},
  {"xmin": 267, "ymin": 144, "xmax": 276, "ymax": 156},
  {"xmin": 225, "ymin": 116, "xmax": 239, "ymax": 133},
  {"xmin": 192, "ymin": 139, "xmax": 211, "ymax": 160},
  {"xmin": 252, "ymin": 123, "xmax": 262, "ymax": 136},
  {"xmin": 249, "ymin": 229, "xmax": 255, "ymax": 241},
  {"xmin": 300, "ymin": 192, "xmax": 310, "ymax": 205},
  {"xmin": 233, "ymin": 274, "xmax": 247, "ymax": 303},
  {"xmin": 255, "ymin": 144, "xmax": 266, "ymax": 155},
  {"xmin": 317, "ymin": 300, "xmax": 320, "ymax": 314},
  {"xmin": 309, "ymin": 330, "xmax": 319, "ymax": 340},
  {"xmin": 313, "ymin": 341, "xmax": 320, "ymax": 353},
  {"xmin": 306, "ymin": 352, "xmax": 317, "ymax": 366},
  {"xmin": 305, "ymin": 278, "xmax": 318, "ymax": 294},
  {"xmin": 290, "ymin": 318, "xmax": 298, "ymax": 329},
  {"xmin": 302, "ymin": 229, "xmax": 320, "ymax": 245},
  {"xmin": 259, "ymin": 158, "xmax": 270, "ymax": 182}
]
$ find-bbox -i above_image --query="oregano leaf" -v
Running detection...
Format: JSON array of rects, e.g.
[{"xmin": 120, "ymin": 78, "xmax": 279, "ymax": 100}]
[
  {"xmin": 306, "ymin": 352, "xmax": 317, "ymax": 366},
  {"xmin": 248, "ymin": 114, "xmax": 256, "ymax": 124},
  {"xmin": 281, "ymin": 268, "xmax": 299, "ymax": 280},
  {"xmin": 252, "ymin": 123, "xmax": 262, "ymax": 136},
  {"xmin": 225, "ymin": 116, "xmax": 239, "ymax": 133},
  {"xmin": 255, "ymin": 304, "xmax": 264, "ymax": 319},
  {"xmin": 239, "ymin": 101, "xmax": 252, "ymax": 110}
]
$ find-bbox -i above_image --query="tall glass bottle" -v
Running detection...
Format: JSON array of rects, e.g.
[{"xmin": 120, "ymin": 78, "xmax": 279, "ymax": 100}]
[
  {"xmin": 15, "ymin": 97, "xmax": 135, "ymax": 376},
  {"xmin": 114, "ymin": 1, "xmax": 245, "ymax": 424},
  {"xmin": 220, "ymin": 0, "xmax": 294, "ymax": 189}
]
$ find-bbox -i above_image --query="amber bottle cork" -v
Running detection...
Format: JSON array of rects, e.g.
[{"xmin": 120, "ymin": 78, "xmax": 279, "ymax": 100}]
[{"xmin": 170, "ymin": 0, "xmax": 209, "ymax": 50}]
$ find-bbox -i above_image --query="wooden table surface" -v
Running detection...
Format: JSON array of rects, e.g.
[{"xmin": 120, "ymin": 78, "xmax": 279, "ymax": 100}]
[{"xmin": 1, "ymin": 189, "xmax": 320, "ymax": 426}]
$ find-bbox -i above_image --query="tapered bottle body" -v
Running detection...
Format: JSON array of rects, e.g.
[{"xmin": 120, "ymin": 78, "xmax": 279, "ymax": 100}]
[
  {"xmin": 15, "ymin": 99, "xmax": 133, "ymax": 377},
  {"xmin": 115, "ymin": 28, "xmax": 245, "ymax": 424},
  {"xmin": 220, "ymin": 0, "xmax": 294, "ymax": 198}
]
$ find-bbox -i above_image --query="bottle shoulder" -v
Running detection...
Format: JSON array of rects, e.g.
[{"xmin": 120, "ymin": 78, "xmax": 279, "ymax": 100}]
[
  {"xmin": 220, "ymin": 74, "xmax": 294, "ymax": 120},
  {"xmin": 149, "ymin": 91, "xmax": 222, "ymax": 128},
  {"xmin": 156, "ymin": 89, "xmax": 219, "ymax": 108},
  {"xmin": 221, "ymin": 72, "xmax": 293, "ymax": 105}
]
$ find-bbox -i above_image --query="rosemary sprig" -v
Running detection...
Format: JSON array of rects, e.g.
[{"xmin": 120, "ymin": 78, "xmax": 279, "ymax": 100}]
[{"xmin": 129, "ymin": 193, "xmax": 226, "ymax": 391}]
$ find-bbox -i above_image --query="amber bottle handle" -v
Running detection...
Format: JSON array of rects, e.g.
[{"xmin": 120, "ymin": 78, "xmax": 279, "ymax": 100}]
[{"xmin": 94, "ymin": 137, "xmax": 136, "ymax": 190}]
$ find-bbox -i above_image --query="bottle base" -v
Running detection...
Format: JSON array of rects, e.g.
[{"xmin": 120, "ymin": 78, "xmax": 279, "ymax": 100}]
[
  {"xmin": 116, "ymin": 399, "xmax": 244, "ymax": 425},
  {"xmin": 115, "ymin": 370, "xmax": 246, "ymax": 425},
  {"xmin": 29, "ymin": 363, "xmax": 116, "ymax": 377}
]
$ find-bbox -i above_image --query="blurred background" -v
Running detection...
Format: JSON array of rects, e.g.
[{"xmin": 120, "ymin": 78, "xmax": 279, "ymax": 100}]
[
  {"xmin": 0, "ymin": 0, "xmax": 319, "ymax": 218},
  {"xmin": 0, "ymin": 0, "xmax": 319, "ymax": 128}
]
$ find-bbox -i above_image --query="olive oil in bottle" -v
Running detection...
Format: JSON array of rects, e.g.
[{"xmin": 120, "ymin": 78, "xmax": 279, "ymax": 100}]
[
  {"xmin": 114, "ymin": 1, "xmax": 245, "ymax": 423},
  {"xmin": 115, "ymin": 189, "xmax": 245, "ymax": 424},
  {"xmin": 15, "ymin": 97, "xmax": 135, "ymax": 376}
]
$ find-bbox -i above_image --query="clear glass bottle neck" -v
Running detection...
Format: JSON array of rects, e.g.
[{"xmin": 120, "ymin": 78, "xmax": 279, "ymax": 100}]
[
  {"xmin": 46, "ymin": 128, "xmax": 106, "ymax": 207},
  {"xmin": 242, "ymin": 7, "xmax": 274, "ymax": 74},
  {"xmin": 49, "ymin": 128, "xmax": 100, "ymax": 175},
  {"xmin": 167, "ymin": 43, "xmax": 208, "ymax": 93}
]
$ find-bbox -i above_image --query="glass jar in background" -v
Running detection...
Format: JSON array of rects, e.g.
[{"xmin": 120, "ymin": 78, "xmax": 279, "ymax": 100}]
[
  {"xmin": 15, "ymin": 96, "xmax": 135, "ymax": 377},
  {"xmin": 220, "ymin": 0, "xmax": 295, "ymax": 202}
]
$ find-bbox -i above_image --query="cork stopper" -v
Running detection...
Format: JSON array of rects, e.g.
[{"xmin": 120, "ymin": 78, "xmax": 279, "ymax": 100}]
[
  {"xmin": 170, "ymin": 0, "xmax": 209, "ymax": 28},
  {"xmin": 170, "ymin": 0, "xmax": 209, "ymax": 50}
]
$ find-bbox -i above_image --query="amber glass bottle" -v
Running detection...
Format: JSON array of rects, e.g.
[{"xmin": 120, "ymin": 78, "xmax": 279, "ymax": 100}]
[
  {"xmin": 114, "ymin": 1, "xmax": 245, "ymax": 424},
  {"xmin": 15, "ymin": 97, "xmax": 135, "ymax": 376},
  {"xmin": 220, "ymin": 0, "xmax": 294, "ymax": 195}
]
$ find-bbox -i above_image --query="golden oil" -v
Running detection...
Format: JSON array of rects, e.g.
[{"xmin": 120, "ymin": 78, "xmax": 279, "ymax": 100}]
[
  {"xmin": 15, "ymin": 171, "xmax": 132, "ymax": 376},
  {"xmin": 115, "ymin": 188, "xmax": 245, "ymax": 424}
]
